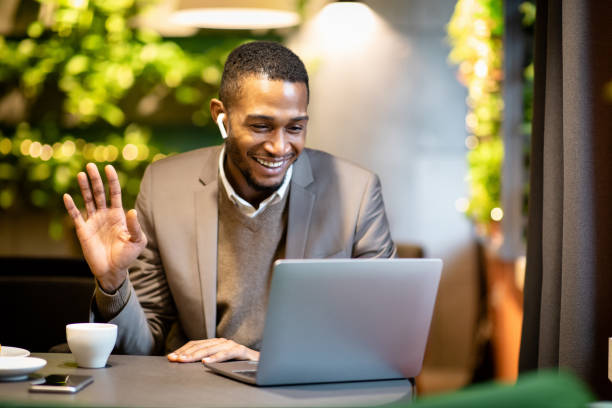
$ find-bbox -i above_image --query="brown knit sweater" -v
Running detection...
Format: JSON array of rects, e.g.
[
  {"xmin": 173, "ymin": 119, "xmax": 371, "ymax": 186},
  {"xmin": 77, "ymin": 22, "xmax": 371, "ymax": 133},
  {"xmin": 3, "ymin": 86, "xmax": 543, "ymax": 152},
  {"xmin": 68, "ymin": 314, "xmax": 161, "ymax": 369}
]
[{"xmin": 215, "ymin": 184, "xmax": 288, "ymax": 350}]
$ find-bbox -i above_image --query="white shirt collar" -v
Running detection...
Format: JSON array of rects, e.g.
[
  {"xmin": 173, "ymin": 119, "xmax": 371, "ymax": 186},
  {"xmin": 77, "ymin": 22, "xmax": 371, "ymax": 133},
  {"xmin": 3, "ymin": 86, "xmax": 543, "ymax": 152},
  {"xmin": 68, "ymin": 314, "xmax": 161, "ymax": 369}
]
[{"xmin": 218, "ymin": 145, "xmax": 293, "ymax": 218}]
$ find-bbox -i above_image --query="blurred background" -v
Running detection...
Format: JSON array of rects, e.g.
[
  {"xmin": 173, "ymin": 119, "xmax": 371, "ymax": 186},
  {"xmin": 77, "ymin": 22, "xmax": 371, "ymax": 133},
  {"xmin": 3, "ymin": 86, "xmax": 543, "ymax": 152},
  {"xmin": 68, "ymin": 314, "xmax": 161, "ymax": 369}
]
[{"xmin": 0, "ymin": 0, "xmax": 535, "ymax": 395}]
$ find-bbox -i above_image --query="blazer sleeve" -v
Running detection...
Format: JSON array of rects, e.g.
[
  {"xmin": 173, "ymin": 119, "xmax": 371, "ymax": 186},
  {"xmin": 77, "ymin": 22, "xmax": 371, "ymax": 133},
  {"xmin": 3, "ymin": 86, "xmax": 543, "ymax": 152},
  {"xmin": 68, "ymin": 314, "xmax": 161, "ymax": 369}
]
[
  {"xmin": 352, "ymin": 173, "xmax": 397, "ymax": 258},
  {"xmin": 90, "ymin": 164, "xmax": 177, "ymax": 355}
]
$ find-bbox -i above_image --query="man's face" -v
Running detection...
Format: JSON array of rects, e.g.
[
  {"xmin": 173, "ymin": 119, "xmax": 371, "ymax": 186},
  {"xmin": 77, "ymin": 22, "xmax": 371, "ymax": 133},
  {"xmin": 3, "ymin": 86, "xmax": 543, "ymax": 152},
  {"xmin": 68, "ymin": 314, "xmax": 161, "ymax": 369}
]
[{"xmin": 223, "ymin": 76, "xmax": 309, "ymax": 203}]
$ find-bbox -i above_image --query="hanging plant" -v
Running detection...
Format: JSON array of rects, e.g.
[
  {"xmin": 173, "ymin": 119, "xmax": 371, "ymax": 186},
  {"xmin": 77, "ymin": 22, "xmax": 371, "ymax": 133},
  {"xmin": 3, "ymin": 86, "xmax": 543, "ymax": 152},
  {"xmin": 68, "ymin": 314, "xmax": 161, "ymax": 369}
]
[
  {"xmin": 447, "ymin": 0, "xmax": 504, "ymax": 235},
  {"xmin": 448, "ymin": 0, "xmax": 534, "ymax": 238}
]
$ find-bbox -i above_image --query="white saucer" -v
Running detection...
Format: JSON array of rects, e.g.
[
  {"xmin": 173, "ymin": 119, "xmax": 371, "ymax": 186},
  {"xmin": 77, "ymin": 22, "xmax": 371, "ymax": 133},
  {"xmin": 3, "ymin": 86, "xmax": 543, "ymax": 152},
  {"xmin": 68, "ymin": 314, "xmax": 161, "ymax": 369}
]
[
  {"xmin": 0, "ymin": 346, "xmax": 30, "ymax": 357},
  {"xmin": 0, "ymin": 357, "xmax": 47, "ymax": 381}
]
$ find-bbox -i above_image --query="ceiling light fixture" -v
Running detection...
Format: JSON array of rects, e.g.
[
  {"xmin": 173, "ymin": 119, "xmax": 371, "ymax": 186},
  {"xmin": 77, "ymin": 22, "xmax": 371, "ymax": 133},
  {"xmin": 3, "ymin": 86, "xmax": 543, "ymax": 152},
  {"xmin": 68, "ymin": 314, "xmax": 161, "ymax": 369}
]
[
  {"xmin": 168, "ymin": 0, "xmax": 300, "ymax": 30},
  {"xmin": 311, "ymin": 1, "xmax": 376, "ymax": 50}
]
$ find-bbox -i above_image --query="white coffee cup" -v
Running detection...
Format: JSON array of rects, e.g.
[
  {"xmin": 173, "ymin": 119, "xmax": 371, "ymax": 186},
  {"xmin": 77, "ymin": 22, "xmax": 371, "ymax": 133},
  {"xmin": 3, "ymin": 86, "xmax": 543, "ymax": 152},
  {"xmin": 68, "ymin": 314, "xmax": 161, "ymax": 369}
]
[{"xmin": 66, "ymin": 323, "xmax": 117, "ymax": 368}]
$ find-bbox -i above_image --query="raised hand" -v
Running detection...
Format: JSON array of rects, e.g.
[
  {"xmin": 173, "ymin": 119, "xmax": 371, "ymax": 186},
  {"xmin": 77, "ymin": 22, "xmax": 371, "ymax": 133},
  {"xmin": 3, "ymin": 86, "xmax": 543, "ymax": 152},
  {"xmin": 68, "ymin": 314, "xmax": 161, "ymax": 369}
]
[{"xmin": 63, "ymin": 163, "xmax": 146, "ymax": 292}]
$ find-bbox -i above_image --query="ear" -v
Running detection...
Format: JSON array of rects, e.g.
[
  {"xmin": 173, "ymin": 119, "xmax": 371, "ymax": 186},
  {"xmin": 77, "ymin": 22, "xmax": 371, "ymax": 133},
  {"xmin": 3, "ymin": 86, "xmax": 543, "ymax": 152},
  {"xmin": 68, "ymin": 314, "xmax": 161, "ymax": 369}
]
[
  {"xmin": 210, "ymin": 98, "xmax": 228, "ymax": 139},
  {"xmin": 210, "ymin": 98, "xmax": 225, "ymax": 123}
]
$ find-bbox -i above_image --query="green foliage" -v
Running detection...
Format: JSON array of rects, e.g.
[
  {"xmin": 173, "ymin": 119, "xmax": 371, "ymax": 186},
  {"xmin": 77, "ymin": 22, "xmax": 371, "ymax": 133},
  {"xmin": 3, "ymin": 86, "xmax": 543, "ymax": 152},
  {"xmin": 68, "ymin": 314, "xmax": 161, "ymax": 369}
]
[
  {"xmin": 520, "ymin": 2, "xmax": 535, "ymax": 220},
  {"xmin": 466, "ymin": 136, "xmax": 502, "ymax": 222},
  {"xmin": 447, "ymin": 0, "xmax": 504, "ymax": 227},
  {"xmin": 448, "ymin": 0, "xmax": 535, "ymax": 231},
  {"xmin": 0, "ymin": 0, "xmax": 269, "ymax": 236},
  {"xmin": 519, "ymin": 1, "xmax": 536, "ymax": 26}
]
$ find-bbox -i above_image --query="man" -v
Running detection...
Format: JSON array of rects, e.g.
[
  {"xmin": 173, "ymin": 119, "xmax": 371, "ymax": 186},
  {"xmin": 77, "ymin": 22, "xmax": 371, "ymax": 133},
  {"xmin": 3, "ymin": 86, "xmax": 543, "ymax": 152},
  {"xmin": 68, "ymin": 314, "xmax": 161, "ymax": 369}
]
[{"xmin": 63, "ymin": 41, "xmax": 396, "ymax": 364}]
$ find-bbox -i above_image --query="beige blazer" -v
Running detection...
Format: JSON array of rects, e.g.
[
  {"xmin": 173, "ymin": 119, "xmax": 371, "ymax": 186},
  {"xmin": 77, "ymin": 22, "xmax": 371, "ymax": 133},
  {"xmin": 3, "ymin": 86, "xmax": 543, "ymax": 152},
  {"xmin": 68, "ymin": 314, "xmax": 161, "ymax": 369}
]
[{"xmin": 99, "ymin": 145, "xmax": 396, "ymax": 355}]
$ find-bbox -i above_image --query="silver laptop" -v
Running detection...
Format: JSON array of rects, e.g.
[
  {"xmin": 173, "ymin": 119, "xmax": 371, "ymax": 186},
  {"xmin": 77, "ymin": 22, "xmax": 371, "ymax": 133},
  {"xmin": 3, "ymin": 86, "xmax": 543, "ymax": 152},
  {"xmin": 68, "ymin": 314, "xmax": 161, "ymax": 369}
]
[{"xmin": 205, "ymin": 258, "xmax": 442, "ymax": 386}]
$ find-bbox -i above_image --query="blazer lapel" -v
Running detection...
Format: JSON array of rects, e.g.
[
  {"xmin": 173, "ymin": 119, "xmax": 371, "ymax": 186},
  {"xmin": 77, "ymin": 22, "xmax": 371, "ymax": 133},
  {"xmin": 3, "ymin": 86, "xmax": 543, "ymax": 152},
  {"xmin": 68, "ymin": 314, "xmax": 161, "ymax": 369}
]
[
  {"xmin": 195, "ymin": 146, "xmax": 222, "ymax": 339},
  {"xmin": 286, "ymin": 150, "xmax": 315, "ymax": 258},
  {"xmin": 194, "ymin": 146, "xmax": 314, "ymax": 337}
]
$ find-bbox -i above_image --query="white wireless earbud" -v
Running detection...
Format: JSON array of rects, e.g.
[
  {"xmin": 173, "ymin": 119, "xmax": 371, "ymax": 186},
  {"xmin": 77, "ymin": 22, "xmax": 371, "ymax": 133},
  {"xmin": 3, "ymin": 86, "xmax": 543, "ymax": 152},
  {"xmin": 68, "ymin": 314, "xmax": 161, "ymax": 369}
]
[{"xmin": 216, "ymin": 113, "xmax": 228, "ymax": 139}]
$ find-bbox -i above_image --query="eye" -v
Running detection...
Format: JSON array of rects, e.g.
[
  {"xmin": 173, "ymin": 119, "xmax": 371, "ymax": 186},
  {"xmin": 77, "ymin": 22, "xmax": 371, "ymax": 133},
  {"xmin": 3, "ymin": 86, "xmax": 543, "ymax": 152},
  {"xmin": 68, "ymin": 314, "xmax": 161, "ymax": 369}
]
[
  {"xmin": 250, "ymin": 124, "xmax": 271, "ymax": 132},
  {"xmin": 287, "ymin": 125, "xmax": 303, "ymax": 134}
]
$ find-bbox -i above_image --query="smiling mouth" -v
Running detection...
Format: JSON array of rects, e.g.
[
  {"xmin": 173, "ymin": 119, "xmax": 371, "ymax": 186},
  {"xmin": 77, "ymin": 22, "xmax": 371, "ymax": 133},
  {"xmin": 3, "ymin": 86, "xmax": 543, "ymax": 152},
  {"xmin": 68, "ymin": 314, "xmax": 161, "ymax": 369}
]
[{"xmin": 253, "ymin": 156, "xmax": 292, "ymax": 169}]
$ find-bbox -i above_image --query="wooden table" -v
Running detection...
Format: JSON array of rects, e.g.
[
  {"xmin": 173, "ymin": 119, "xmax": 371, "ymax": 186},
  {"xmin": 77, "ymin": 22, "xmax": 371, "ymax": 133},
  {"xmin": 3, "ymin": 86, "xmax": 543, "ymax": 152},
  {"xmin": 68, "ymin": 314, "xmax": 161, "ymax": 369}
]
[{"xmin": 0, "ymin": 353, "xmax": 413, "ymax": 407}]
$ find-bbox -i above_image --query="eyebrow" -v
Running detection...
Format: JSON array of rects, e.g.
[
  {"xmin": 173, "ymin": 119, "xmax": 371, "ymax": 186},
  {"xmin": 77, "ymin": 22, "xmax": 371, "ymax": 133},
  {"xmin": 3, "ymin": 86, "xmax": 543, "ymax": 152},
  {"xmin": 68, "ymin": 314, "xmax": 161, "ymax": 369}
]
[{"xmin": 246, "ymin": 114, "xmax": 309, "ymax": 122}]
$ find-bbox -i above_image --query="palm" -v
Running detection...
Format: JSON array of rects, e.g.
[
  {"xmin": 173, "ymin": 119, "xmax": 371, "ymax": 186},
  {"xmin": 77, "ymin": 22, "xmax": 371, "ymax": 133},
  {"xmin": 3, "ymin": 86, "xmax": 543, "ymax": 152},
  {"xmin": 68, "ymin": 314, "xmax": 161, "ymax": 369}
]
[
  {"xmin": 64, "ymin": 163, "xmax": 146, "ymax": 291},
  {"xmin": 77, "ymin": 207, "xmax": 142, "ymax": 278}
]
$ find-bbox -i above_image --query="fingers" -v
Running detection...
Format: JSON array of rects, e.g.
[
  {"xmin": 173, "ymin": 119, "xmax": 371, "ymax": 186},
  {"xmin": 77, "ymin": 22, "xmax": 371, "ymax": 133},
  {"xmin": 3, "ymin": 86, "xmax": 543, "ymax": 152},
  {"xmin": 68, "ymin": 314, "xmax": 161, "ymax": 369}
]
[
  {"xmin": 202, "ymin": 343, "xmax": 259, "ymax": 364},
  {"xmin": 126, "ymin": 209, "xmax": 145, "ymax": 244},
  {"xmin": 180, "ymin": 338, "xmax": 226, "ymax": 357},
  {"xmin": 77, "ymin": 171, "xmax": 96, "ymax": 217},
  {"xmin": 86, "ymin": 163, "xmax": 107, "ymax": 210},
  {"xmin": 76, "ymin": 163, "xmax": 124, "ymax": 218},
  {"xmin": 167, "ymin": 339, "xmax": 226, "ymax": 362},
  {"xmin": 167, "ymin": 341, "xmax": 196, "ymax": 361},
  {"xmin": 63, "ymin": 194, "xmax": 85, "ymax": 227},
  {"xmin": 105, "ymin": 165, "xmax": 123, "ymax": 209},
  {"xmin": 167, "ymin": 338, "xmax": 258, "ymax": 363}
]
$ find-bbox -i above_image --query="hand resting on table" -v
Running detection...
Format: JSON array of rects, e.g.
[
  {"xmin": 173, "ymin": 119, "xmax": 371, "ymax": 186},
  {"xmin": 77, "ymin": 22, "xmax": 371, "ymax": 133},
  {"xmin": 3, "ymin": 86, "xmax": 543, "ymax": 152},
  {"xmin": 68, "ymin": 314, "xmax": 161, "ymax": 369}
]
[{"xmin": 168, "ymin": 338, "xmax": 260, "ymax": 363}]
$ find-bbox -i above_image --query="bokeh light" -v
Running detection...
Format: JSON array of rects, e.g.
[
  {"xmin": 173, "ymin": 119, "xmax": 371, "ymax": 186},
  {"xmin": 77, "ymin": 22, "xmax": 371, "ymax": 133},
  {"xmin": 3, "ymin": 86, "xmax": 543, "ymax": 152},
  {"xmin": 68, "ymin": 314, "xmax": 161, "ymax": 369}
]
[
  {"xmin": 465, "ymin": 135, "xmax": 479, "ymax": 150},
  {"xmin": 0, "ymin": 138, "xmax": 12, "ymax": 155},
  {"xmin": 40, "ymin": 145, "xmax": 54, "ymax": 161},
  {"xmin": 93, "ymin": 145, "xmax": 106, "ymax": 162},
  {"xmin": 122, "ymin": 144, "xmax": 138, "ymax": 161},
  {"xmin": 136, "ymin": 144, "xmax": 149, "ymax": 161},
  {"xmin": 62, "ymin": 140, "xmax": 76, "ymax": 157},
  {"xmin": 29, "ymin": 141, "xmax": 42, "ymax": 158},
  {"xmin": 20, "ymin": 139, "xmax": 32, "ymax": 156},
  {"xmin": 474, "ymin": 59, "xmax": 488, "ymax": 78},
  {"xmin": 490, "ymin": 207, "xmax": 504, "ymax": 222},
  {"xmin": 106, "ymin": 146, "xmax": 119, "ymax": 162}
]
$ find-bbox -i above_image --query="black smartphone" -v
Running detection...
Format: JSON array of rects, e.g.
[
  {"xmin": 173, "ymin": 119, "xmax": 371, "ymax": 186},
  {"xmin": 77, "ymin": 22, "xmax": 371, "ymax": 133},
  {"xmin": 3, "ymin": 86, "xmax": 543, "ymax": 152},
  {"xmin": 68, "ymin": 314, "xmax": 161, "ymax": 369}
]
[{"xmin": 29, "ymin": 374, "xmax": 94, "ymax": 393}]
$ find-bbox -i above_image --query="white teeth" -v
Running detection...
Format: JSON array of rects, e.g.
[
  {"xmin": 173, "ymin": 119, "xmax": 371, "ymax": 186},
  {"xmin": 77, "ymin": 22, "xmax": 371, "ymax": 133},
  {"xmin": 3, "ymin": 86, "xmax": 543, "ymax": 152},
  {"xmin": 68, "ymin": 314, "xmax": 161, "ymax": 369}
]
[{"xmin": 255, "ymin": 158, "xmax": 284, "ymax": 168}]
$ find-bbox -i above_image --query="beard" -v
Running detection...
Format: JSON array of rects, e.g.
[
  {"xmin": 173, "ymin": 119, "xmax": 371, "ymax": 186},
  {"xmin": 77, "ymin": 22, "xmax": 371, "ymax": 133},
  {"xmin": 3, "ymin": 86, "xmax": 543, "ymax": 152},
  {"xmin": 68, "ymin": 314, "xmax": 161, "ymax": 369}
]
[{"xmin": 225, "ymin": 138, "xmax": 286, "ymax": 195}]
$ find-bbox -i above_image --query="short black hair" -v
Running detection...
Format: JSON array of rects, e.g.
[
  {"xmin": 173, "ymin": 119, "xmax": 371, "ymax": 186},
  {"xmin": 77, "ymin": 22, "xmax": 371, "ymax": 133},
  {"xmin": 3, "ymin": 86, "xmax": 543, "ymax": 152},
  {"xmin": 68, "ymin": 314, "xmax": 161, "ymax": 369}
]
[{"xmin": 219, "ymin": 41, "xmax": 309, "ymax": 109}]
